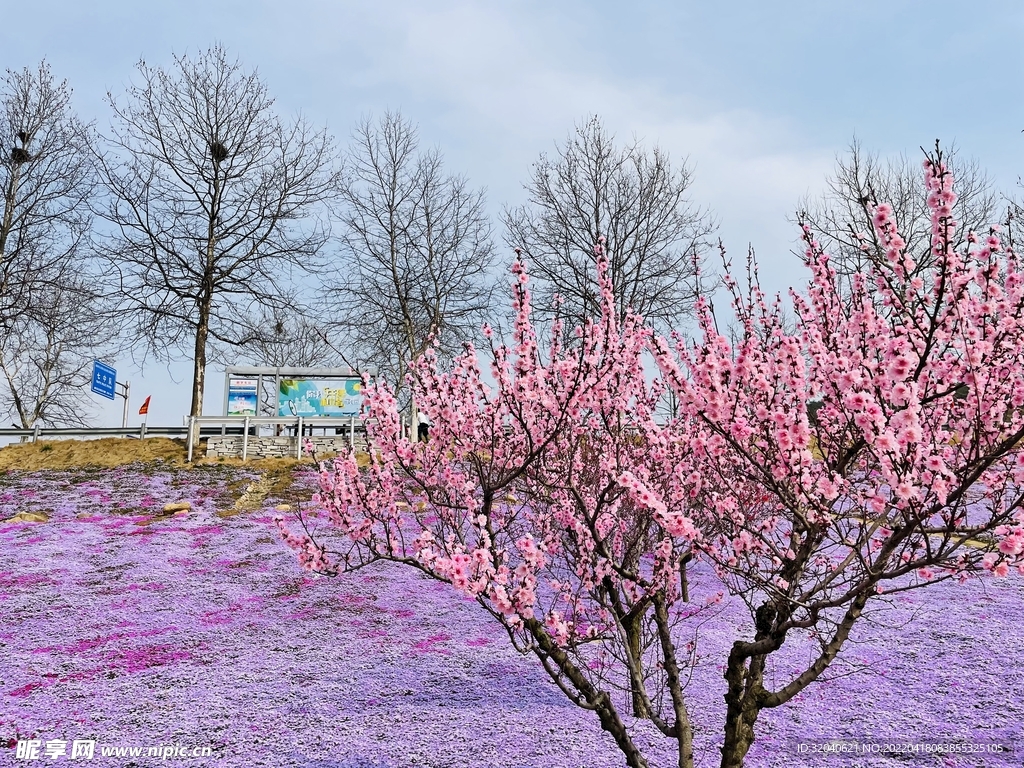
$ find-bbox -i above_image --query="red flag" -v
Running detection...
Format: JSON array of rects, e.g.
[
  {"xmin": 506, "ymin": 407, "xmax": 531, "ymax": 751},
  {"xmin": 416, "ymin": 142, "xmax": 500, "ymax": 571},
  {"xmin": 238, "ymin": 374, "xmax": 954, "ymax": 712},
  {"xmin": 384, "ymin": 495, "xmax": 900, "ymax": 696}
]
[{"xmin": 139, "ymin": 396, "xmax": 151, "ymax": 416}]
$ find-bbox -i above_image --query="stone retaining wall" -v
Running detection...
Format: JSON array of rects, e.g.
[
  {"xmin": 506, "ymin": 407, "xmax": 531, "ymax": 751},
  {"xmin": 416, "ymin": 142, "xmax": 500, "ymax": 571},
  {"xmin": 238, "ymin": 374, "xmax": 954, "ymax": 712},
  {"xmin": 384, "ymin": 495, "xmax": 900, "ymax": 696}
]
[{"xmin": 205, "ymin": 434, "xmax": 368, "ymax": 459}]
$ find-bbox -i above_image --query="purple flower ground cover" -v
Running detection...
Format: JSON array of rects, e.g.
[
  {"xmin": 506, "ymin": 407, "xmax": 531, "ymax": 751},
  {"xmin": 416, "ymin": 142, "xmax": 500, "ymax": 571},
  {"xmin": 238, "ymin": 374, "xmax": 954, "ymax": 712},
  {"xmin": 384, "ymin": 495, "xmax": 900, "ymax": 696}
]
[{"xmin": 1, "ymin": 465, "xmax": 1022, "ymax": 767}]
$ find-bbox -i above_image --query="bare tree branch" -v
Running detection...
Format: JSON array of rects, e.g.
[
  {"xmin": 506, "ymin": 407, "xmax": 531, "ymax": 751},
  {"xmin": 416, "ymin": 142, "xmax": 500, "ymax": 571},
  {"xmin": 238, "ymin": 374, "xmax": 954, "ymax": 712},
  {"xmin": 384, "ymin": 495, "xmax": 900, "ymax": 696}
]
[
  {"xmin": 230, "ymin": 303, "xmax": 337, "ymax": 368},
  {"xmin": 797, "ymin": 138, "xmax": 1004, "ymax": 289},
  {"xmin": 95, "ymin": 45, "xmax": 342, "ymax": 418}
]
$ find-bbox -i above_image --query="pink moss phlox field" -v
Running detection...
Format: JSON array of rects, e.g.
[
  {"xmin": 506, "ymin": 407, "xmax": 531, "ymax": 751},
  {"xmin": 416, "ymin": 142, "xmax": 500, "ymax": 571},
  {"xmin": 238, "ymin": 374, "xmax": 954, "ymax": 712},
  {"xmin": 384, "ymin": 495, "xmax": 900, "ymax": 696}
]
[
  {"xmin": 282, "ymin": 157, "xmax": 1024, "ymax": 766},
  {"xmin": 1, "ymin": 466, "xmax": 645, "ymax": 767},
  {"xmin": 2, "ymin": 467, "xmax": 1023, "ymax": 766}
]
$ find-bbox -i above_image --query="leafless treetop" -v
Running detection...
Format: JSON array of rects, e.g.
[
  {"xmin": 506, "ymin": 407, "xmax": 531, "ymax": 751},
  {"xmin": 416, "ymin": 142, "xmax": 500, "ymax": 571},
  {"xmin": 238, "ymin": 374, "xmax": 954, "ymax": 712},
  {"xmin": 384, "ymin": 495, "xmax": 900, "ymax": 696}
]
[
  {"xmin": 333, "ymin": 111, "xmax": 496, "ymax": 398},
  {"xmin": 504, "ymin": 115, "xmax": 716, "ymax": 334},
  {"xmin": 97, "ymin": 44, "xmax": 342, "ymax": 417},
  {"xmin": 798, "ymin": 139, "xmax": 1004, "ymax": 286}
]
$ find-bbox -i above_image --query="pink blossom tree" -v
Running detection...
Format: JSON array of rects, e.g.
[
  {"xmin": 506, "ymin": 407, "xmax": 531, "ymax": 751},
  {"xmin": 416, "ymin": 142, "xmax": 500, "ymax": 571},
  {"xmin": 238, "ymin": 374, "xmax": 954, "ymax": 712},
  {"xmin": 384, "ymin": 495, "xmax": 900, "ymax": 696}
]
[
  {"xmin": 279, "ymin": 150, "xmax": 1024, "ymax": 768},
  {"xmin": 282, "ymin": 242, "xmax": 692, "ymax": 764},
  {"xmin": 649, "ymin": 149, "xmax": 1024, "ymax": 766}
]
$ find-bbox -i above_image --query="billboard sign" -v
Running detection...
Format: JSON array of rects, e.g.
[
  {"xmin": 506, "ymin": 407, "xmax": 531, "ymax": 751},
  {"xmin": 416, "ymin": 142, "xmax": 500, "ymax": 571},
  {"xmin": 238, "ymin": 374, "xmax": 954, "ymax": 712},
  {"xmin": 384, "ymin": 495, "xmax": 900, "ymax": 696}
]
[
  {"xmin": 227, "ymin": 378, "xmax": 259, "ymax": 416},
  {"xmin": 91, "ymin": 361, "xmax": 117, "ymax": 400},
  {"xmin": 277, "ymin": 378, "xmax": 363, "ymax": 418}
]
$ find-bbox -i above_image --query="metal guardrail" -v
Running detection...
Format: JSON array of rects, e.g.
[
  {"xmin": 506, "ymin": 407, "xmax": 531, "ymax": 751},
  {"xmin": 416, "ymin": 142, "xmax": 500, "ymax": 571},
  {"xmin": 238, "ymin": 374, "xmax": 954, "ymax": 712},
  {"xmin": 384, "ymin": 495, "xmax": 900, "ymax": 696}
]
[{"xmin": 0, "ymin": 425, "xmax": 191, "ymax": 442}]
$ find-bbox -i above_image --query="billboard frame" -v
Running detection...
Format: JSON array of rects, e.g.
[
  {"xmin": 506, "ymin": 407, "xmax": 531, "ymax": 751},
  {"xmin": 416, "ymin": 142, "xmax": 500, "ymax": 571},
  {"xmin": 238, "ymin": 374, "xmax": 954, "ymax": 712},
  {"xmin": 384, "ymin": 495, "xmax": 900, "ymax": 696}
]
[{"xmin": 222, "ymin": 366, "xmax": 376, "ymax": 420}]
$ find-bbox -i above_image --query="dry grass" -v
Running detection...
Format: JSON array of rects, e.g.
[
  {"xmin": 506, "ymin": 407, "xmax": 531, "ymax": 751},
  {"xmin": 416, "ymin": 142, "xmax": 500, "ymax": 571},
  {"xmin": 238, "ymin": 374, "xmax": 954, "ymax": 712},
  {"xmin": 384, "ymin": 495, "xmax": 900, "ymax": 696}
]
[
  {"xmin": 0, "ymin": 437, "xmax": 371, "ymax": 514},
  {"xmin": 0, "ymin": 437, "xmax": 191, "ymax": 471},
  {"xmin": 0, "ymin": 437, "xmax": 365, "ymax": 473},
  {"xmin": 0, "ymin": 438, "xmax": 373, "ymax": 520}
]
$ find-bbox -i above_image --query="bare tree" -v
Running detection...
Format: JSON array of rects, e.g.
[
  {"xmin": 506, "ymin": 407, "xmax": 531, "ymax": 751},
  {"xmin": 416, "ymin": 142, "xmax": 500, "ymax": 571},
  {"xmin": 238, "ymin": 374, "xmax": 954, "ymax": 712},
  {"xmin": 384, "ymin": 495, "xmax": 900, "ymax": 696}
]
[
  {"xmin": 233, "ymin": 304, "xmax": 336, "ymax": 368},
  {"xmin": 0, "ymin": 62, "xmax": 111, "ymax": 428},
  {"xmin": 0, "ymin": 276, "xmax": 113, "ymax": 428},
  {"xmin": 504, "ymin": 116, "xmax": 716, "ymax": 334},
  {"xmin": 97, "ymin": 45, "xmax": 341, "ymax": 420},
  {"xmin": 798, "ymin": 138, "xmax": 1004, "ymax": 285},
  {"xmin": 0, "ymin": 61, "xmax": 96, "ymax": 326},
  {"xmin": 333, "ymin": 111, "xmax": 496, "ymax": 403}
]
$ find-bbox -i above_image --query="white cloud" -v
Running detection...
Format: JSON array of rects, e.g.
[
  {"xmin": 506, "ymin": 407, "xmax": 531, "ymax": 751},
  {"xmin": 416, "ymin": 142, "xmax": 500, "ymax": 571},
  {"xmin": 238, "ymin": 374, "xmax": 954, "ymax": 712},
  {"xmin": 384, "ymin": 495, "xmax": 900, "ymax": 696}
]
[{"xmin": 301, "ymin": 0, "xmax": 835, "ymax": 292}]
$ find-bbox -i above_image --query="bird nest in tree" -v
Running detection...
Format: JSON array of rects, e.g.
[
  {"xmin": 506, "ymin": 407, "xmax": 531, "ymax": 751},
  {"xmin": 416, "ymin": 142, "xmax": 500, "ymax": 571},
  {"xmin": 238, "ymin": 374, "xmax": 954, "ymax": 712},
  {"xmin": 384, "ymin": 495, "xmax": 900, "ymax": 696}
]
[{"xmin": 209, "ymin": 140, "xmax": 229, "ymax": 163}]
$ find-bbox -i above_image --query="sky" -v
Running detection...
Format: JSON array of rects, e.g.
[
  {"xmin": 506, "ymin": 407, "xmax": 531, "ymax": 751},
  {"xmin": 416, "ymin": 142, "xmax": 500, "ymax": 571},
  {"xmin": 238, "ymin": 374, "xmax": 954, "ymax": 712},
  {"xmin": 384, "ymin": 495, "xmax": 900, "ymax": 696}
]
[{"xmin": 3, "ymin": 0, "xmax": 1024, "ymax": 428}]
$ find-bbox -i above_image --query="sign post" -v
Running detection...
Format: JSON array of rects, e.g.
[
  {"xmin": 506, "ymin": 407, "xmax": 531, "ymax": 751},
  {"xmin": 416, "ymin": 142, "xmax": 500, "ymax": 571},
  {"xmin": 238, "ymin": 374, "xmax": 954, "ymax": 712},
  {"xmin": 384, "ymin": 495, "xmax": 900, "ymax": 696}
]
[
  {"xmin": 118, "ymin": 381, "xmax": 130, "ymax": 428},
  {"xmin": 276, "ymin": 377, "xmax": 363, "ymax": 418},
  {"xmin": 91, "ymin": 361, "xmax": 130, "ymax": 427}
]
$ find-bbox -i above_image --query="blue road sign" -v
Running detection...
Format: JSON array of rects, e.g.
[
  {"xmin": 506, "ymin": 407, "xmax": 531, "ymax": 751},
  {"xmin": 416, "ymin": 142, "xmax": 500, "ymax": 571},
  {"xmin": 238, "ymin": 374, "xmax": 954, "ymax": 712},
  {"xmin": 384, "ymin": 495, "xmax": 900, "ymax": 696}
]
[{"xmin": 91, "ymin": 360, "xmax": 117, "ymax": 400}]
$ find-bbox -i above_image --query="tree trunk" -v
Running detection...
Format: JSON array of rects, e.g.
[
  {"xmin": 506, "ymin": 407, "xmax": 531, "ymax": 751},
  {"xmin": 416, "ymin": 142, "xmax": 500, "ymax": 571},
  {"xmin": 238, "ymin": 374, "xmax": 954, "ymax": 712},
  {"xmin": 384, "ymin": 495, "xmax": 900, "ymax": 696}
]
[
  {"xmin": 679, "ymin": 556, "xmax": 690, "ymax": 603},
  {"xmin": 647, "ymin": 595, "xmax": 695, "ymax": 768},
  {"xmin": 720, "ymin": 650, "xmax": 761, "ymax": 768},
  {"xmin": 624, "ymin": 607, "xmax": 650, "ymax": 718},
  {"xmin": 190, "ymin": 294, "xmax": 212, "ymax": 420},
  {"xmin": 0, "ymin": 161, "xmax": 22, "ymax": 259},
  {"xmin": 593, "ymin": 694, "xmax": 651, "ymax": 768},
  {"xmin": 193, "ymin": 163, "xmax": 220, "ymax": 425},
  {"xmin": 527, "ymin": 618, "xmax": 651, "ymax": 768}
]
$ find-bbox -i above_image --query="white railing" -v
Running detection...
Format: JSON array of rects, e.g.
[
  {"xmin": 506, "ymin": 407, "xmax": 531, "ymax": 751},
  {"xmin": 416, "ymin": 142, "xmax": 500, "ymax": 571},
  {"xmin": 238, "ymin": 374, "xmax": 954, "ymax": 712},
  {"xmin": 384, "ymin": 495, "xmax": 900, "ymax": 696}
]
[
  {"xmin": 0, "ymin": 415, "xmax": 417, "ymax": 462},
  {"xmin": 0, "ymin": 425, "xmax": 189, "ymax": 442},
  {"xmin": 183, "ymin": 415, "xmax": 386, "ymax": 462}
]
